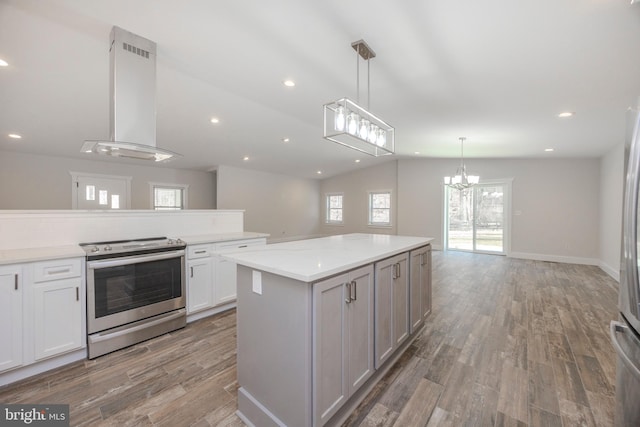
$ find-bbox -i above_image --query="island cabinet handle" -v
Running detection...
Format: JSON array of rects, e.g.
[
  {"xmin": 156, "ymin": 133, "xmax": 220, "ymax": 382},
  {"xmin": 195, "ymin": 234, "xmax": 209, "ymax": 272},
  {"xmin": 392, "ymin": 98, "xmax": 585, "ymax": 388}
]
[
  {"xmin": 238, "ymin": 245, "xmax": 248, "ymax": 248},
  {"xmin": 190, "ymin": 266, "xmax": 194, "ymax": 278},
  {"xmin": 351, "ymin": 280, "xmax": 357, "ymax": 301},
  {"xmin": 76, "ymin": 287, "xmax": 79, "ymax": 301},
  {"xmin": 345, "ymin": 282, "xmax": 352, "ymax": 304},
  {"xmin": 392, "ymin": 262, "xmax": 401, "ymax": 279},
  {"xmin": 420, "ymin": 253, "xmax": 425, "ymax": 266},
  {"xmin": 14, "ymin": 274, "xmax": 18, "ymax": 290}
]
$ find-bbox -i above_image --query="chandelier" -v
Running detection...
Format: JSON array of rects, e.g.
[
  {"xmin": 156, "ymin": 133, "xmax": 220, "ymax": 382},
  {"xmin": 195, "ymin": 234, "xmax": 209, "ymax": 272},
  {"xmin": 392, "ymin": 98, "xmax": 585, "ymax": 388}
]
[
  {"xmin": 444, "ymin": 137, "xmax": 479, "ymax": 190},
  {"xmin": 323, "ymin": 40, "xmax": 394, "ymax": 156}
]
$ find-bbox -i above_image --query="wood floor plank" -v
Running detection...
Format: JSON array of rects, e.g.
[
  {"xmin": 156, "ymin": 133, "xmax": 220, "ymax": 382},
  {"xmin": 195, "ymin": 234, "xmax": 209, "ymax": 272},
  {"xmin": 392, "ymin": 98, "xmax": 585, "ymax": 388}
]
[{"xmin": 392, "ymin": 378, "xmax": 442, "ymax": 426}]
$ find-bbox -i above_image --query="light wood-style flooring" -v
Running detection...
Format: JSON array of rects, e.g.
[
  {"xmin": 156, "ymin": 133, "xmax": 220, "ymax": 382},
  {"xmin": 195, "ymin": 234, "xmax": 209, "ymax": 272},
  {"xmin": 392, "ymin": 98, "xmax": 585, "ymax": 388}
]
[{"xmin": 0, "ymin": 251, "xmax": 619, "ymax": 426}]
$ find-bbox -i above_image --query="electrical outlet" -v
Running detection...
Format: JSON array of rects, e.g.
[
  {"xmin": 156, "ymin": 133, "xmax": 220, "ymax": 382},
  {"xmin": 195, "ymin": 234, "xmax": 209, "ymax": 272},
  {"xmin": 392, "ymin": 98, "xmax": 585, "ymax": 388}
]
[{"xmin": 252, "ymin": 270, "xmax": 262, "ymax": 295}]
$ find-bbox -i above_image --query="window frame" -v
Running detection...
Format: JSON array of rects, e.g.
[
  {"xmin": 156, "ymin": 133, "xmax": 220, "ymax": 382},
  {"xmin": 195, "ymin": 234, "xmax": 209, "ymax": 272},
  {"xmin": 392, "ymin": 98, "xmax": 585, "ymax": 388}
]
[
  {"xmin": 325, "ymin": 192, "xmax": 344, "ymax": 225},
  {"xmin": 149, "ymin": 182, "xmax": 189, "ymax": 210},
  {"xmin": 368, "ymin": 190, "xmax": 392, "ymax": 227}
]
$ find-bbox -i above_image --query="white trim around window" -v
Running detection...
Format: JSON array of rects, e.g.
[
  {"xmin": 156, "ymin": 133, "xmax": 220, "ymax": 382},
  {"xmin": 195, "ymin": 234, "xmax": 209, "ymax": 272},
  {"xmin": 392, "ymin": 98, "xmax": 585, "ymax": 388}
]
[
  {"xmin": 149, "ymin": 182, "xmax": 189, "ymax": 210},
  {"xmin": 325, "ymin": 192, "xmax": 344, "ymax": 225},
  {"xmin": 368, "ymin": 190, "xmax": 392, "ymax": 227}
]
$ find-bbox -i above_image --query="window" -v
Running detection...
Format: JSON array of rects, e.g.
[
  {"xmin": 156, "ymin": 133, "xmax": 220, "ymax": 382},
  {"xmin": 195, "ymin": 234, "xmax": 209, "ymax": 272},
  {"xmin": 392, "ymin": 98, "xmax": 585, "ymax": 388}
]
[
  {"xmin": 368, "ymin": 191, "xmax": 391, "ymax": 226},
  {"xmin": 151, "ymin": 184, "xmax": 188, "ymax": 210},
  {"xmin": 326, "ymin": 193, "xmax": 344, "ymax": 224}
]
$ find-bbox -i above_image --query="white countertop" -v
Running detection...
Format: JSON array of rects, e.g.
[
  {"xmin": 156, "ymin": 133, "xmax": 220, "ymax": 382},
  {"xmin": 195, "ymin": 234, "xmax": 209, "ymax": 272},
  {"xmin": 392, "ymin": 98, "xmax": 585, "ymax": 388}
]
[
  {"xmin": 0, "ymin": 245, "xmax": 86, "ymax": 265},
  {"xmin": 0, "ymin": 231, "xmax": 269, "ymax": 265},
  {"xmin": 221, "ymin": 233, "xmax": 433, "ymax": 282},
  {"xmin": 179, "ymin": 231, "xmax": 269, "ymax": 245}
]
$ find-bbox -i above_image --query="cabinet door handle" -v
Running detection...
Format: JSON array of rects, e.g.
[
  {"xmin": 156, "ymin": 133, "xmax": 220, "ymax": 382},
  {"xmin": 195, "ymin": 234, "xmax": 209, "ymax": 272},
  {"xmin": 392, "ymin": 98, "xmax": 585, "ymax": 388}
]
[
  {"xmin": 194, "ymin": 250, "xmax": 207, "ymax": 254},
  {"xmin": 392, "ymin": 262, "xmax": 401, "ymax": 279},
  {"xmin": 238, "ymin": 245, "xmax": 248, "ymax": 248},
  {"xmin": 76, "ymin": 287, "xmax": 79, "ymax": 301},
  {"xmin": 190, "ymin": 266, "xmax": 194, "ymax": 278},
  {"xmin": 351, "ymin": 280, "xmax": 357, "ymax": 301},
  {"xmin": 345, "ymin": 282, "xmax": 352, "ymax": 304},
  {"xmin": 14, "ymin": 274, "xmax": 18, "ymax": 290}
]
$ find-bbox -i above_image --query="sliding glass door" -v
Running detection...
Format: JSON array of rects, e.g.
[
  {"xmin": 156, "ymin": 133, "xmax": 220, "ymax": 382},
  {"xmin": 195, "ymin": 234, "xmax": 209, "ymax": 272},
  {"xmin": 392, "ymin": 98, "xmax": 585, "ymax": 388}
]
[{"xmin": 445, "ymin": 182, "xmax": 508, "ymax": 254}]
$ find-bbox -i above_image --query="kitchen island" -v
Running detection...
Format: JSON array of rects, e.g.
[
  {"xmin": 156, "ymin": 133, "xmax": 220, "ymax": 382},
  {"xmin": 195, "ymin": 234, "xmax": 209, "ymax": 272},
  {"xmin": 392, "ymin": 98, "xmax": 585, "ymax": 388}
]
[{"xmin": 222, "ymin": 233, "xmax": 433, "ymax": 427}]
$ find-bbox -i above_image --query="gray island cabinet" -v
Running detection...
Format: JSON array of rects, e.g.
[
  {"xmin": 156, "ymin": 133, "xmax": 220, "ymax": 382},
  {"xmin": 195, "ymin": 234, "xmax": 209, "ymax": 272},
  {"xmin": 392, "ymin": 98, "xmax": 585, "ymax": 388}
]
[{"xmin": 221, "ymin": 234, "xmax": 433, "ymax": 427}]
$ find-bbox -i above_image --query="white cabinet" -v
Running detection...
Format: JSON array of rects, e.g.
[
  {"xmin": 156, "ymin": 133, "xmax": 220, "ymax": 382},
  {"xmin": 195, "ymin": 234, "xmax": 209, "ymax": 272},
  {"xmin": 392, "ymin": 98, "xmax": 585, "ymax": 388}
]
[
  {"xmin": 30, "ymin": 258, "xmax": 84, "ymax": 361},
  {"xmin": 213, "ymin": 238, "xmax": 266, "ymax": 306},
  {"xmin": 409, "ymin": 245, "xmax": 432, "ymax": 334},
  {"xmin": 313, "ymin": 265, "xmax": 374, "ymax": 426},
  {"xmin": 0, "ymin": 257, "xmax": 85, "ymax": 375},
  {"xmin": 0, "ymin": 265, "xmax": 22, "ymax": 372},
  {"xmin": 187, "ymin": 252, "xmax": 215, "ymax": 314},
  {"xmin": 186, "ymin": 238, "xmax": 267, "ymax": 318},
  {"xmin": 374, "ymin": 252, "xmax": 409, "ymax": 369}
]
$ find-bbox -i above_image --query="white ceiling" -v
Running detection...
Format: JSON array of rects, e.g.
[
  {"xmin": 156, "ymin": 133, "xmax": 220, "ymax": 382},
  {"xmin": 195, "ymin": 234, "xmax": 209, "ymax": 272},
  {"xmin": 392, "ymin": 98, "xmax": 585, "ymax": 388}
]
[{"xmin": 2, "ymin": 0, "xmax": 640, "ymax": 179}]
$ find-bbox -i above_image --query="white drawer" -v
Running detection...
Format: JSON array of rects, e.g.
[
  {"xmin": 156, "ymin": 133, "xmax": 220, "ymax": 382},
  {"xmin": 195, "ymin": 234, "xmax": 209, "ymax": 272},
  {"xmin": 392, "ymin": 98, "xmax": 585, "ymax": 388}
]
[
  {"xmin": 32, "ymin": 258, "xmax": 82, "ymax": 282},
  {"xmin": 215, "ymin": 238, "xmax": 266, "ymax": 251},
  {"xmin": 187, "ymin": 244, "xmax": 214, "ymax": 259}
]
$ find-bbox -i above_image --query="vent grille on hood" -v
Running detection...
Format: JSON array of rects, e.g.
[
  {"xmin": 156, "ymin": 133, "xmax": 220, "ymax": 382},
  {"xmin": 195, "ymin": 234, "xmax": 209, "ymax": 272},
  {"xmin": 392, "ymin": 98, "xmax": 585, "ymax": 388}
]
[{"xmin": 81, "ymin": 26, "xmax": 181, "ymax": 162}]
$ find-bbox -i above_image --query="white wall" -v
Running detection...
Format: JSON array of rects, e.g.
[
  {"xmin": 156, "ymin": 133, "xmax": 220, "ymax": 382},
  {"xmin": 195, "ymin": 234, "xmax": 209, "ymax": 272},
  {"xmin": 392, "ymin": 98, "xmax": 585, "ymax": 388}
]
[
  {"xmin": 216, "ymin": 165, "xmax": 320, "ymax": 241},
  {"xmin": 320, "ymin": 157, "xmax": 600, "ymax": 263},
  {"xmin": 319, "ymin": 161, "xmax": 398, "ymax": 236},
  {"xmin": 398, "ymin": 158, "xmax": 600, "ymax": 262},
  {"xmin": 599, "ymin": 143, "xmax": 624, "ymax": 279},
  {"xmin": 0, "ymin": 150, "xmax": 216, "ymax": 209}
]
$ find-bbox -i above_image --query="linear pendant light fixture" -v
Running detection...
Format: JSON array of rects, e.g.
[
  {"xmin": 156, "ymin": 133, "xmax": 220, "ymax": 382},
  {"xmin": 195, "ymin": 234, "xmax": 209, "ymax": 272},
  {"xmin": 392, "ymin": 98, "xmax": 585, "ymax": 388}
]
[
  {"xmin": 323, "ymin": 40, "xmax": 394, "ymax": 156},
  {"xmin": 444, "ymin": 137, "xmax": 479, "ymax": 190}
]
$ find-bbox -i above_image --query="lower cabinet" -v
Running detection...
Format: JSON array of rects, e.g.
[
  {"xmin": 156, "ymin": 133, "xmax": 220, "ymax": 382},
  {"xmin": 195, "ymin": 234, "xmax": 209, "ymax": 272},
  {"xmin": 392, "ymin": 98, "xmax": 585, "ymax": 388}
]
[
  {"xmin": 374, "ymin": 252, "xmax": 409, "ymax": 369},
  {"xmin": 0, "ymin": 258, "xmax": 85, "ymax": 375},
  {"xmin": 0, "ymin": 265, "xmax": 22, "ymax": 372},
  {"xmin": 409, "ymin": 244, "xmax": 432, "ymax": 333},
  {"xmin": 313, "ymin": 265, "xmax": 374, "ymax": 426},
  {"xmin": 186, "ymin": 238, "xmax": 267, "ymax": 316},
  {"xmin": 32, "ymin": 277, "xmax": 83, "ymax": 361},
  {"xmin": 213, "ymin": 238, "xmax": 267, "ymax": 306},
  {"xmin": 187, "ymin": 255, "xmax": 214, "ymax": 313}
]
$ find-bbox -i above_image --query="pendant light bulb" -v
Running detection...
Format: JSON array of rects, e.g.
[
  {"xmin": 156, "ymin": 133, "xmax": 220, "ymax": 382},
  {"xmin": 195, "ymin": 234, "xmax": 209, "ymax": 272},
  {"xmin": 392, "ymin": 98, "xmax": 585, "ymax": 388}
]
[
  {"xmin": 359, "ymin": 118, "xmax": 369, "ymax": 140},
  {"xmin": 347, "ymin": 112, "xmax": 359, "ymax": 135},
  {"xmin": 335, "ymin": 106, "xmax": 346, "ymax": 131}
]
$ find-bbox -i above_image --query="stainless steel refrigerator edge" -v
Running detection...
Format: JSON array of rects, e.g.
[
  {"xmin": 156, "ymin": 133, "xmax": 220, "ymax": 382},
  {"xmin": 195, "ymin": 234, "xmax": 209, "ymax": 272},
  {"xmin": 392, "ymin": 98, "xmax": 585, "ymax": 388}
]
[{"xmin": 611, "ymin": 105, "xmax": 640, "ymax": 426}]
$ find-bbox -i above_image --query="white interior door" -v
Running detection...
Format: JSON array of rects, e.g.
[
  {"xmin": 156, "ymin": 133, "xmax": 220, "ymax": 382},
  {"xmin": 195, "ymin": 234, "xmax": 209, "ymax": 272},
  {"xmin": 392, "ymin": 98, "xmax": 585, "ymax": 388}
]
[{"xmin": 71, "ymin": 172, "xmax": 132, "ymax": 210}]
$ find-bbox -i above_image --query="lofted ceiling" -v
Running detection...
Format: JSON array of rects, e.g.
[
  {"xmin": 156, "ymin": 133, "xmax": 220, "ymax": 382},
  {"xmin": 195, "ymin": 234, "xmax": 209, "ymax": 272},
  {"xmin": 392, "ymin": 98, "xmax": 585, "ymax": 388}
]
[{"xmin": 1, "ymin": 0, "xmax": 640, "ymax": 179}]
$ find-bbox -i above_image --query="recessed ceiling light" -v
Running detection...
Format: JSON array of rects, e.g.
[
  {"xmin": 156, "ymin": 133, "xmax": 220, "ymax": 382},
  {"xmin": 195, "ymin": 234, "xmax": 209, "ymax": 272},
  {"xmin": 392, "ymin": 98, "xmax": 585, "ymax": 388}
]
[
  {"xmin": 283, "ymin": 80, "xmax": 296, "ymax": 87},
  {"xmin": 210, "ymin": 117, "xmax": 220, "ymax": 124},
  {"xmin": 243, "ymin": 156, "xmax": 250, "ymax": 161},
  {"xmin": 414, "ymin": 151, "xmax": 420, "ymax": 155},
  {"xmin": 557, "ymin": 112, "xmax": 574, "ymax": 118},
  {"xmin": 282, "ymin": 138, "xmax": 290, "ymax": 143},
  {"xmin": 0, "ymin": 59, "xmax": 8, "ymax": 67},
  {"xmin": 316, "ymin": 170, "xmax": 322, "ymax": 175},
  {"xmin": 544, "ymin": 148, "xmax": 555, "ymax": 152},
  {"xmin": 355, "ymin": 159, "xmax": 361, "ymax": 163},
  {"xmin": 8, "ymin": 133, "xmax": 22, "ymax": 139}
]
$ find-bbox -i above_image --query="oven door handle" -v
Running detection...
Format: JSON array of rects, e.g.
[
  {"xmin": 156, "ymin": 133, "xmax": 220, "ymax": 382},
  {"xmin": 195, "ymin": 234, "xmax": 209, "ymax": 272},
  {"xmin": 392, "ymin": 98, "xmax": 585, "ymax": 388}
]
[{"xmin": 87, "ymin": 250, "xmax": 185, "ymax": 269}]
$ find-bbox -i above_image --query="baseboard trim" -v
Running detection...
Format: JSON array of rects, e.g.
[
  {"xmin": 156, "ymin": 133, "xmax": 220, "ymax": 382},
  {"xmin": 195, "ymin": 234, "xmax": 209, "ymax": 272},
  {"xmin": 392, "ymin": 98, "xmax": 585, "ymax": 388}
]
[{"xmin": 509, "ymin": 251, "xmax": 599, "ymax": 266}]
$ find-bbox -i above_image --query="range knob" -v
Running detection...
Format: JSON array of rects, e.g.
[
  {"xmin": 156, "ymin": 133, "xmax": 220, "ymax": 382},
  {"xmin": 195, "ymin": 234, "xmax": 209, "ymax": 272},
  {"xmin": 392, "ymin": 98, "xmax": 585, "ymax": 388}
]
[
  {"xmin": 104, "ymin": 245, "xmax": 112, "ymax": 251},
  {"xmin": 91, "ymin": 246, "xmax": 99, "ymax": 253},
  {"xmin": 167, "ymin": 239, "xmax": 175, "ymax": 245},
  {"xmin": 176, "ymin": 238, "xmax": 184, "ymax": 245}
]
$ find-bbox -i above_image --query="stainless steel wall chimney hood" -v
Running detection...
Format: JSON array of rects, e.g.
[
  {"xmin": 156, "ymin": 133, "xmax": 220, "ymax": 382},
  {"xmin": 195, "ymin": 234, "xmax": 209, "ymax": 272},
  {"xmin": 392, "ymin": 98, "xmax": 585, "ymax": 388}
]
[{"xmin": 81, "ymin": 26, "xmax": 181, "ymax": 162}]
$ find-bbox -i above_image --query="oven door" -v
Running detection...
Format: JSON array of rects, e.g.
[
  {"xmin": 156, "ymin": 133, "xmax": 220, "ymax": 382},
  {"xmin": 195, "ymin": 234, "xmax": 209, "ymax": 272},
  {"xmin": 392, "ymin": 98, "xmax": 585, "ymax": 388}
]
[{"xmin": 87, "ymin": 250, "xmax": 185, "ymax": 334}]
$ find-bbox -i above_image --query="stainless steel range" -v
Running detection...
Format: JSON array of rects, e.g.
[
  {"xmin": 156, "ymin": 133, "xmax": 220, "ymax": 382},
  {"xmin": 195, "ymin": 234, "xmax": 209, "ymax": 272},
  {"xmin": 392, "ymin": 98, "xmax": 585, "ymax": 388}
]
[{"xmin": 80, "ymin": 237, "xmax": 187, "ymax": 359}]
